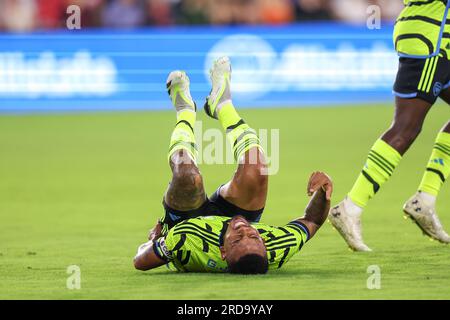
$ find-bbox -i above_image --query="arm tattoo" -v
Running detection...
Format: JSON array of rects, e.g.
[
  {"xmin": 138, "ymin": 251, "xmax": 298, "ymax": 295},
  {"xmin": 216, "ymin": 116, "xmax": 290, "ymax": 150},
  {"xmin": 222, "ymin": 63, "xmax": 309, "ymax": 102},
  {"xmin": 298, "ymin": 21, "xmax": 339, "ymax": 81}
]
[{"xmin": 304, "ymin": 188, "xmax": 330, "ymax": 227}]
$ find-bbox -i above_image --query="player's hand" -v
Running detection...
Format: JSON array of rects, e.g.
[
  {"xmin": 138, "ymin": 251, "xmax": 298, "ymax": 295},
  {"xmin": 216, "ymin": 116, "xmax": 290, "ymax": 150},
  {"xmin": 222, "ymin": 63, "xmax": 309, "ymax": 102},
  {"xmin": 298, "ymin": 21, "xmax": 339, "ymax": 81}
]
[
  {"xmin": 307, "ymin": 171, "xmax": 333, "ymax": 201},
  {"xmin": 148, "ymin": 220, "xmax": 163, "ymax": 241}
]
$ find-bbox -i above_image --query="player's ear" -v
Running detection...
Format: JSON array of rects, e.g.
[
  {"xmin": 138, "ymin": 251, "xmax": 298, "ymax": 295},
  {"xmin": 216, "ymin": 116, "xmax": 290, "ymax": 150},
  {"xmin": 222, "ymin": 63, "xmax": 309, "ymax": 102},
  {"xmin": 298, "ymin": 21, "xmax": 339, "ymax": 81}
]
[{"xmin": 219, "ymin": 246, "xmax": 226, "ymax": 260}]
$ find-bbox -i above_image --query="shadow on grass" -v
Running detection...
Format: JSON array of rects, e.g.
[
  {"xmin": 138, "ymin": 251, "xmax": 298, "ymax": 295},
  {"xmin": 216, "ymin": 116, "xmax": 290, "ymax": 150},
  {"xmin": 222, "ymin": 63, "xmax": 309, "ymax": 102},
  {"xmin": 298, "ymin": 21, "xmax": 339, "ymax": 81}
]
[{"xmin": 132, "ymin": 266, "xmax": 347, "ymax": 280}]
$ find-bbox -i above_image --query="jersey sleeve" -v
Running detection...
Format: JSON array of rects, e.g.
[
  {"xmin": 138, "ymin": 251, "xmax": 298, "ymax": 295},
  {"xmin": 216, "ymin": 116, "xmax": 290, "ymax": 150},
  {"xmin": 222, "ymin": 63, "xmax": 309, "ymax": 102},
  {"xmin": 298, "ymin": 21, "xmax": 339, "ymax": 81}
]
[
  {"xmin": 153, "ymin": 235, "xmax": 174, "ymax": 262},
  {"xmin": 286, "ymin": 220, "xmax": 311, "ymax": 242},
  {"xmin": 154, "ymin": 227, "xmax": 193, "ymax": 272},
  {"xmin": 262, "ymin": 221, "xmax": 310, "ymax": 270}
]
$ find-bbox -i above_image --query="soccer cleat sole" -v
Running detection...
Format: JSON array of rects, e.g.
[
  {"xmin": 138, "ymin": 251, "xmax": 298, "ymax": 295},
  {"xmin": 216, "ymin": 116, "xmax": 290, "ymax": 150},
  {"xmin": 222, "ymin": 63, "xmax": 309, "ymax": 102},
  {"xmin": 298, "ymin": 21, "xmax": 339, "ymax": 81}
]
[
  {"xmin": 403, "ymin": 209, "xmax": 449, "ymax": 244},
  {"xmin": 328, "ymin": 218, "xmax": 367, "ymax": 252}
]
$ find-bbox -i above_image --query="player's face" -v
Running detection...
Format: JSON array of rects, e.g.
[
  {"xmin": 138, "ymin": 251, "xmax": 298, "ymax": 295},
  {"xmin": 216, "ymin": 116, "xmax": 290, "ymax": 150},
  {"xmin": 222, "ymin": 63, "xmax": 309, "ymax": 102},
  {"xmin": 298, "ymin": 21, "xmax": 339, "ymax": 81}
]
[{"xmin": 221, "ymin": 216, "xmax": 266, "ymax": 264}]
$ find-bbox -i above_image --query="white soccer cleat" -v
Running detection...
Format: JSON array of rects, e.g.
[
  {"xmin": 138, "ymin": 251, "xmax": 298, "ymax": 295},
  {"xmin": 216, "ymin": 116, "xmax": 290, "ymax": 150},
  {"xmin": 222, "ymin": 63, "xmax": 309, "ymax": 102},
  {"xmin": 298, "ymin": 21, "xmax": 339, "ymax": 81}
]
[
  {"xmin": 403, "ymin": 192, "xmax": 450, "ymax": 244},
  {"xmin": 329, "ymin": 199, "xmax": 372, "ymax": 252},
  {"xmin": 204, "ymin": 56, "xmax": 232, "ymax": 119},
  {"xmin": 166, "ymin": 70, "xmax": 196, "ymax": 113}
]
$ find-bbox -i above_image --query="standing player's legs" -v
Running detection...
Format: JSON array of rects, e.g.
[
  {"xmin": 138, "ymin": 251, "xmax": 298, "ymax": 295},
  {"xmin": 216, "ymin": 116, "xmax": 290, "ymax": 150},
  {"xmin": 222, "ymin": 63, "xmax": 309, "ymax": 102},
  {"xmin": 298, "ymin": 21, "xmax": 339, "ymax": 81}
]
[
  {"xmin": 329, "ymin": 54, "xmax": 449, "ymax": 251},
  {"xmin": 410, "ymin": 119, "xmax": 450, "ymax": 198},
  {"xmin": 380, "ymin": 97, "xmax": 431, "ymax": 154},
  {"xmin": 329, "ymin": 97, "xmax": 431, "ymax": 251},
  {"xmin": 204, "ymin": 57, "xmax": 268, "ymax": 221},
  {"xmin": 159, "ymin": 71, "xmax": 207, "ymax": 233},
  {"xmin": 403, "ymin": 87, "xmax": 450, "ymax": 243}
]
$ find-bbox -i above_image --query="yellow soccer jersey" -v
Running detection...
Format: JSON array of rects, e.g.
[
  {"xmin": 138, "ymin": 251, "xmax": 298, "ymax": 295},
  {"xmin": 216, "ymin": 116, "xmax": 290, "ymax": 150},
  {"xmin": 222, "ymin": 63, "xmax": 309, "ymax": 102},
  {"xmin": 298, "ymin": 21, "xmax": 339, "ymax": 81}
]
[
  {"xmin": 395, "ymin": 0, "xmax": 450, "ymax": 58},
  {"xmin": 153, "ymin": 216, "xmax": 310, "ymax": 273}
]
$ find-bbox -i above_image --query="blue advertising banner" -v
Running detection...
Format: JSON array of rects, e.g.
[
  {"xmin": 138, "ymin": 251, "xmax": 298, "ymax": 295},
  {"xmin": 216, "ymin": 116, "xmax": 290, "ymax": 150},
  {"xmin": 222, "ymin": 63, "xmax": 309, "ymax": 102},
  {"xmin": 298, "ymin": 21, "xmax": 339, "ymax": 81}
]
[{"xmin": 0, "ymin": 23, "xmax": 398, "ymax": 113}]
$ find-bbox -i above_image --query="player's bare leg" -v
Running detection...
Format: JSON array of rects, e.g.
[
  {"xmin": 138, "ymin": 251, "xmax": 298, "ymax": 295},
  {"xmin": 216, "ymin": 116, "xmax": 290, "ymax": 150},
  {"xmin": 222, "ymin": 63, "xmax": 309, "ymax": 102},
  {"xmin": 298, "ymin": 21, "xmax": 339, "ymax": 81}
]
[
  {"xmin": 221, "ymin": 148, "xmax": 268, "ymax": 212},
  {"xmin": 204, "ymin": 56, "xmax": 268, "ymax": 214},
  {"xmin": 147, "ymin": 71, "xmax": 207, "ymax": 238},
  {"xmin": 403, "ymin": 88, "xmax": 450, "ymax": 243},
  {"xmin": 165, "ymin": 150, "xmax": 206, "ymax": 212},
  {"xmin": 381, "ymin": 97, "xmax": 432, "ymax": 154},
  {"xmin": 329, "ymin": 97, "xmax": 433, "ymax": 251},
  {"xmin": 164, "ymin": 70, "xmax": 206, "ymax": 210}
]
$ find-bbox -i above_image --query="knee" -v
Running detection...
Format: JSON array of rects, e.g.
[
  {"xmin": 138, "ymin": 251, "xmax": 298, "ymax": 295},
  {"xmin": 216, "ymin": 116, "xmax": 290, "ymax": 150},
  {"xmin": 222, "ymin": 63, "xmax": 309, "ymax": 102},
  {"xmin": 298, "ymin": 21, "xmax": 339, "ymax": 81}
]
[
  {"xmin": 172, "ymin": 165, "xmax": 203, "ymax": 193},
  {"xmin": 240, "ymin": 162, "xmax": 268, "ymax": 191},
  {"xmin": 386, "ymin": 120, "xmax": 423, "ymax": 150},
  {"xmin": 256, "ymin": 162, "xmax": 269, "ymax": 187},
  {"xmin": 394, "ymin": 124, "xmax": 421, "ymax": 143}
]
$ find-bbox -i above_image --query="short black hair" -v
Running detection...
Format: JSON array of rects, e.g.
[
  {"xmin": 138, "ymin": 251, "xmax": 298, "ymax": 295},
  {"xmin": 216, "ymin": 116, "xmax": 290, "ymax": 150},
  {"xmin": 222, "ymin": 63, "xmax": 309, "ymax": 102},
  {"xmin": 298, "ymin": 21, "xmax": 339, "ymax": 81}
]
[{"xmin": 228, "ymin": 254, "xmax": 269, "ymax": 274}]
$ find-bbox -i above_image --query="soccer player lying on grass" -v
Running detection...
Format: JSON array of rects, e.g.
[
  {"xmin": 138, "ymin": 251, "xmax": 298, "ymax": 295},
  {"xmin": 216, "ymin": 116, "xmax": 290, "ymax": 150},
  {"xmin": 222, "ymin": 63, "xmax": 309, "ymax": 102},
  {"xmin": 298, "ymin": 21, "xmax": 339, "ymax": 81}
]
[
  {"xmin": 133, "ymin": 56, "xmax": 332, "ymax": 273},
  {"xmin": 329, "ymin": 0, "xmax": 450, "ymax": 251},
  {"xmin": 134, "ymin": 171, "xmax": 332, "ymax": 273}
]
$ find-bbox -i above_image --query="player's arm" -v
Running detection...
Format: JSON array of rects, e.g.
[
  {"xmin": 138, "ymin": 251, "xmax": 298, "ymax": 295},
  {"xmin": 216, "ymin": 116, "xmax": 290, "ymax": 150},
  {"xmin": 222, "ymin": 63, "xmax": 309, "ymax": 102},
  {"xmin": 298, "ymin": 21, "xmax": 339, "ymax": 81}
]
[
  {"xmin": 134, "ymin": 220, "xmax": 168, "ymax": 271},
  {"xmin": 296, "ymin": 171, "xmax": 333, "ymax": 240},
  {"xmin": 133, "ymin": 240, "xmax": 167, "ymax": 271}
]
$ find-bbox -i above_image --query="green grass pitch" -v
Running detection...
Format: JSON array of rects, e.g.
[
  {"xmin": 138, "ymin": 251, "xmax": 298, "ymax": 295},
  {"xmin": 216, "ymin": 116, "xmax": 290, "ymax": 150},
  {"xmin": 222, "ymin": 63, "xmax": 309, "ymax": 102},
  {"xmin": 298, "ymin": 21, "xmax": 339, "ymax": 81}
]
[{"xmin": 0, "ymin": 103, "xmax": 449, "ymax": 300}]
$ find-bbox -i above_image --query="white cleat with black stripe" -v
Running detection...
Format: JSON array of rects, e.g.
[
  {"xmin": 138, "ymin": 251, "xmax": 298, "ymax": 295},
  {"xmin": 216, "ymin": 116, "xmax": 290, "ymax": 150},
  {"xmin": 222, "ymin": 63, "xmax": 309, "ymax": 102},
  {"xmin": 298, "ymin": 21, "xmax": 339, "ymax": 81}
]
[
  {"xmin": 403, "ymin": 192, "xmax": 450, "ymax": 244},
  {"xmin": 328, "ymin": 199, "xmax": 372, "ymax": 252},
  {"xmin": 204, "ymin": 56, "xmax": 232, "ymax": 119},
  {"xmin": 166, "ymin": 70, "xmax": 196, "ymax": 113}
]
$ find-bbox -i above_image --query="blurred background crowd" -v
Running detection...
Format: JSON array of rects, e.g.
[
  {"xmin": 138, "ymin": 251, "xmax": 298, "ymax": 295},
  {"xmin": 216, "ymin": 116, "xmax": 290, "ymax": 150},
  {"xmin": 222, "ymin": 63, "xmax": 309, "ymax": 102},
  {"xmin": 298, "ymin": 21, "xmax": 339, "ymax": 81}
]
[{"xmin": 0, "ymin": 0, "xmax": 404, "ymax": 32}]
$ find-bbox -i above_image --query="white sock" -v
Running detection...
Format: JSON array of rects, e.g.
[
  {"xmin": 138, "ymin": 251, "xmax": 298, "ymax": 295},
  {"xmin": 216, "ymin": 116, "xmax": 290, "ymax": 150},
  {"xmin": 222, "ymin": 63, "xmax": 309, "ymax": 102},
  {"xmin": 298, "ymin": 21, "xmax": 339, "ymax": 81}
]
[
  {"xmin": 418, "ymin": 191, "xmax": 436, "ymax": 207},
  {"xmin": 344, "ymin": 196, "xmax": 363, "ymax": 216}
]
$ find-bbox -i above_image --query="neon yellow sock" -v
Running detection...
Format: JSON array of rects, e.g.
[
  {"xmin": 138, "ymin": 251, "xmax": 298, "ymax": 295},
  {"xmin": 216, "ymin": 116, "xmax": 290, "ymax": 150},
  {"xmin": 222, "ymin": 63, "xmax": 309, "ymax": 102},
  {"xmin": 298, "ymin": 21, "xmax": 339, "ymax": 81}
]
[
  {"xmin": 418, "ymin": 132, "xmax": 450, "ymax": 196},
  {"xmin": 217, "ymin": 102, "xmax": 241, "ymax": 130},
  {"xmin": 348, "ymin": 139, "xmax": 402, "ymax": 208},
  {"xmin": 217, "ymin": 102, "xmax": 262, "ymax": 162},
  {"xmin": 167, "ymin": 110, "xmax": 197, "ymax": 162}
]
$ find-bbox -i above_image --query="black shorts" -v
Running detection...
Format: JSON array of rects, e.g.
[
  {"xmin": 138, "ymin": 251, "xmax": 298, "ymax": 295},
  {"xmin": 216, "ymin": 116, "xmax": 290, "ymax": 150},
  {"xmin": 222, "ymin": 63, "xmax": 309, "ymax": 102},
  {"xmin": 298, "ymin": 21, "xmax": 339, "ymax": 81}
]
[
  {"xmin": 161, "ymin": 186, "xmax": 264, "ymax": 230},
  {"xmin": 393, "ymin": 56, "xmax": 450, "ymax": 104}
]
